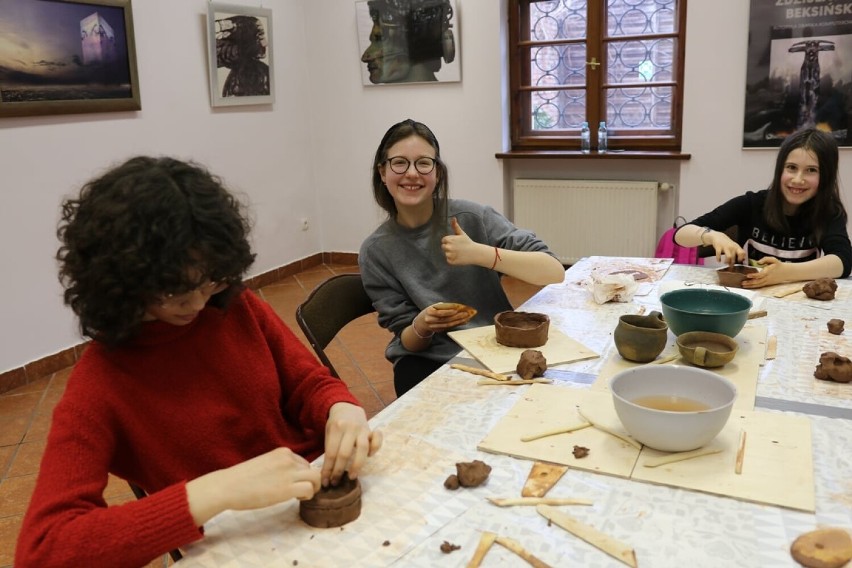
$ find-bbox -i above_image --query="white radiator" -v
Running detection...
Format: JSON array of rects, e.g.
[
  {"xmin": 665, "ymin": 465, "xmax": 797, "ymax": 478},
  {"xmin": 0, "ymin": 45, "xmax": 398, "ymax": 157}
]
[{"xmin": 513, "ymin": 179, "xmax": 660, "ymax": 265}]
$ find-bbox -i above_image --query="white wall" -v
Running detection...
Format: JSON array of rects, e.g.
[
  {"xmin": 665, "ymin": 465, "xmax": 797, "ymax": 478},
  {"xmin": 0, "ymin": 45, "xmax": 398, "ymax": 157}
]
[
  {"xmin": 2, "ymin": 0, "xmax": 850, "ymax": 374},
  {"xmin": 0, "ymin": 0, "xmax": 320, "ymax": 372}
]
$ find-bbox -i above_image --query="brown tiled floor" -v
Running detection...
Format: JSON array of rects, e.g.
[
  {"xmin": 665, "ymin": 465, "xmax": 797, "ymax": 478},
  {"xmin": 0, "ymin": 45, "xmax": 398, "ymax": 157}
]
[{"xmin": 0, "ymin": 263, "xmax": 539, "ymax": 568}]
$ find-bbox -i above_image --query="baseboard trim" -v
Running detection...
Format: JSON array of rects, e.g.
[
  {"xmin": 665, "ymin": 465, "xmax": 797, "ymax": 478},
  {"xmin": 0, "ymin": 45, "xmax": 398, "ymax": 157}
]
[{"xmin": 0, "ymin": 252, "xmax": 359, "ymax": 395}]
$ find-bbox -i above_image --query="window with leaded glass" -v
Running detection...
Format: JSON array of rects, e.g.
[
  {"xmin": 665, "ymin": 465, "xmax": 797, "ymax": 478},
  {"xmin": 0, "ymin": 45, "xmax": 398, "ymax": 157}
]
[{"xmin": 508, "ymin": 0, "xmax": 687, "ymax": 152}]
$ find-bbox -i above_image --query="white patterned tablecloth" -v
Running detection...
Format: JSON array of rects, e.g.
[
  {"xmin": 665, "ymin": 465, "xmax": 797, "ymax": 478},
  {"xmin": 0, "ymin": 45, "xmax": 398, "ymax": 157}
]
[{"xmin": 179, "ymin": 259, "xmax": 852, "ymax": 568}]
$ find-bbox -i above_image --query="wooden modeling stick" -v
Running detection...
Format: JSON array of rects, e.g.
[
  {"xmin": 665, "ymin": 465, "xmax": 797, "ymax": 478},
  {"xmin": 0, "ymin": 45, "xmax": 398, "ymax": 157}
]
[
  {"xmin": 765, "ymin": 336, "xmax": 778, "ymax": 360},
  {"xmin": 451, "ymin": 363, "xmax": 510, "ymax": 381},
  {"xmin": 735, "ymin": 430, "xmax": 747, "ymax": 475},
  {"xmin": 537, "ymin": 505, "xmax": 638, "ymax": 568},
  {"xmin": 521, "ymin": 422, "xmax": 591, "ymax": 442},
  {"xmin": 643, "ymin": 447, "xmax": 722, "ymax": 468},
  {"xmin": 521, "ymin": 461, "xmax": 570, "ymax": 497},
  {"xmin": 494, "ymin": 535, "xmax": 553, "ymax": 568},
  {"xmin": 478, "ymin": 378, "xmax": 553, "ymax": 386},
  {"xmin": 576, "ymin": 408, "xmax": 642, "ymax": 450},
  {"xmin": 774, "ymin": 286, "xmax": 803, "ymax": 298},
  {"xmin": 648, "ymin": 353, "xmax": 680, "ymax": 365},
  {"xmin": 466, "ymin": 531, "xmax": 497, "ymax": 568},
  {"xmin": 488, "ymin": 497, "xmax": 593, "ymax": 507}
]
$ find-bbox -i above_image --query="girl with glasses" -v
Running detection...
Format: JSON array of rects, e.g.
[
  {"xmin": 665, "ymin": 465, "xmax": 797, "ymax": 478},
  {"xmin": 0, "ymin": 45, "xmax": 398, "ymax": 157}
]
[
  {"xmin": 17, "ymin": 156, "xmax": 382, "ymax": 567},
  {"xmin": 360, "ymin": 119, "xmax": 565, "ymax": 396}
]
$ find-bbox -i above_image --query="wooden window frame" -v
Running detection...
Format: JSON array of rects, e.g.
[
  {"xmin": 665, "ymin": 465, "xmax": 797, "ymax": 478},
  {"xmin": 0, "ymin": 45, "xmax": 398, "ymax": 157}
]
[{"xmin": 507, "ymin": 0, "xmax": 688, "ymax": 153}]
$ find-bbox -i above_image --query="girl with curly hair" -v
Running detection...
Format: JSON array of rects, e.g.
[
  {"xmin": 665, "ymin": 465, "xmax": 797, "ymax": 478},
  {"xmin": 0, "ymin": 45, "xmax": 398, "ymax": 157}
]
[
  {"xmin": 16, "ymin": 156, "xmax": 382, "ymax": 567},
  {"xmin": 674, "ymin": 127, "xmax": 851, "ymax": 288}
]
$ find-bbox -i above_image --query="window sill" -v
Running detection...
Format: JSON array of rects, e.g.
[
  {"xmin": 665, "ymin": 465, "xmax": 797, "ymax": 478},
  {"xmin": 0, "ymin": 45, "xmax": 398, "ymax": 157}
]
[{"xmin": 495, "ymin": 150, "xmax": 692, "ymax": 160}]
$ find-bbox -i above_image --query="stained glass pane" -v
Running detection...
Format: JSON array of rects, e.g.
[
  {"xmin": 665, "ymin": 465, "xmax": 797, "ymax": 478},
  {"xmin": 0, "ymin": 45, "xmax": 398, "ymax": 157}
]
[{"xmin": 607, "ymin": 0, "xmax": 676, "ymax": 36}]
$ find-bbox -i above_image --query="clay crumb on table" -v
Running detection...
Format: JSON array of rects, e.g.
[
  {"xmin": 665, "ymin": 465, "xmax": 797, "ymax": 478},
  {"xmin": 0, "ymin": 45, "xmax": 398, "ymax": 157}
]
[
  {"xmin": 828, "ymin": 319, "xmax": 845, "ymax": 335},
  {"xmin": 440, "ymin": 541, "xmax": 462, "ymax": 554},
  {"xmin": 572, "ymin": 445, "xmax": 590, "ymax": 459}
]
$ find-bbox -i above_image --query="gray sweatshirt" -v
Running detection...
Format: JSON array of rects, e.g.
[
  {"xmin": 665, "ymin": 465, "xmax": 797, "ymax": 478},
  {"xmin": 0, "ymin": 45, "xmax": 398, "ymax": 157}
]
[{"xmin": 359, "ymin": 199, "xmax": 556, "ymax": 365}]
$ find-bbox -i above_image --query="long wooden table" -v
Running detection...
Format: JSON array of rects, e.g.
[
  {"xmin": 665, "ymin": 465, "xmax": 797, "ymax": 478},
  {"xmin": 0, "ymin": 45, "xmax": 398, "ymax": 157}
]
[{"xmin": 179, "ymin": 258, "xmax": 852, "ymax": 567}]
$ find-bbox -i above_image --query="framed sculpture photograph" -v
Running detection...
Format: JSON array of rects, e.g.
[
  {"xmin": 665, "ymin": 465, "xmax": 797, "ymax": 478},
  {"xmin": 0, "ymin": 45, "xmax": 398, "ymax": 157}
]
[
  {"xmin": 356, "ymin": 0, "xmax": 460, "ymax": 86},
  {"xmin": 0, "ymin": 0, "xmax": 140, "ymax": 118},
  {"xmin": 743, "ymin": 1, "xmax": 852, "ymax": 147},
  {"xmin": 207, "ymin": 3, "xmax": 274, "ymax": 107}
]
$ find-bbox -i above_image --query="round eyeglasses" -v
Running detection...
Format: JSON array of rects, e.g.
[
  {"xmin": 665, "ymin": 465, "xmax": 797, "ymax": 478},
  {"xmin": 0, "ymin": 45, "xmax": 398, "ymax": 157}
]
[
  {"xmin": 157, "ymin": 281, "xmax": 228, "ymax": 307},
  {"xmin": 385, "ymin": 156, "xmax": 437, "ymax": 175}
]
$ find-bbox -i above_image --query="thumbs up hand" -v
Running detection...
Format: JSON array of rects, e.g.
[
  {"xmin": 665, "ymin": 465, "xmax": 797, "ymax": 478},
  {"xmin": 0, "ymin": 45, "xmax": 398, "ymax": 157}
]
[{"xmin": 441, "ymin": 217, "xmax": 487, "ymax": 266}]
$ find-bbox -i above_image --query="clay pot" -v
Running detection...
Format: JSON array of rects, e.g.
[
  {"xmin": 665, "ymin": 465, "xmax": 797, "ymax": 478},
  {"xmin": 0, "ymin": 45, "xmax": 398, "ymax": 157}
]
[
  {"xmin": 716, "ymin": 265, "xmax": 759, "ymax": 288},
  {"xmin": 299, "ymin": 474, "xmax": 362, "ymax": 528},
  {"xmin": 676, "ymin": 331, "xmax": 738, "ymax": 368},
  {"xmin": 613, "ymin": 311, "xmax": 668, "ymax": 363},
  {"xmin": 494, "ymin": 311, "xmax": 550, "ymax": 348}
]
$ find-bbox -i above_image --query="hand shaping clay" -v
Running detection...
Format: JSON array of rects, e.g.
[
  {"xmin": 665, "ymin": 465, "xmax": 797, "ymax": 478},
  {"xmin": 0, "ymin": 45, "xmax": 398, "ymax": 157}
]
[
  {"xmin": 299, "ymin": 472, "xmax": 362, "ymax": 528},
  {"xmin": 517, "ymin": 349, "xmax": 547, "ymax": 379},
  {"xmin": 803, "ymin": 278, "xmax": 838, "ymax": 301},
  {"xmin": 790, "ymin": 527, "xmax": 852, "ymax": 568},
  {"xmin": 813, "ymin": 352, "xmax": 852, "ymax": 383}
]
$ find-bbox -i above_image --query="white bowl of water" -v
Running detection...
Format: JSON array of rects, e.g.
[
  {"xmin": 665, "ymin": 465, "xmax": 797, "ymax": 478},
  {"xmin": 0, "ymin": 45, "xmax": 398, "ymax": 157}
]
[{"xmin": 609, "ymin": 365, "xmax": 737, "ymax": 452}]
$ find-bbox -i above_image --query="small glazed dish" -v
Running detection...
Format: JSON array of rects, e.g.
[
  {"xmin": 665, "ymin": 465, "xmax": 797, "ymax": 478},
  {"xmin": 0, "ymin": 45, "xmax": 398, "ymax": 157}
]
[
  {"xmin": 716, "ymin": 265, "xmax": 759, "ymax": 288},
  {"xmin": 676, "ymin": 331, "xmax": 739, "ymax": 368}
]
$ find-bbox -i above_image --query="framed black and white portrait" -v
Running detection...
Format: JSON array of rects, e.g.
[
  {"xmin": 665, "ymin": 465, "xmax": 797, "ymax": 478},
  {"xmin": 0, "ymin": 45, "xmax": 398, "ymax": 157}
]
[
  {"xmin": 207, "ymin": 3, "xmax": 274, "ymax": 107},
  {"xmin": 356, "ymin": 0, "xmax": 460, "ymax": 86}
]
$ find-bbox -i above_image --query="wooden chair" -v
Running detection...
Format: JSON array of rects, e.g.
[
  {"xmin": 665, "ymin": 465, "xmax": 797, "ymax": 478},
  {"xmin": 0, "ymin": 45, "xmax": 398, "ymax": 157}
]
[{"xmin": 296, "ymin": 273, "xmax": 376, "ymax": 379}]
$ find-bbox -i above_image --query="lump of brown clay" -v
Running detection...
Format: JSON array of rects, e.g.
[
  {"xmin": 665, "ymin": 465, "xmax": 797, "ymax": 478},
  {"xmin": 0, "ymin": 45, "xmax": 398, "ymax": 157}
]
[
  {"xmin": 299, "ymin": 473, "xmax": 361, "ymax": 528},
  {"xmin": 828, "ymin": 319, "xmax": 845, "ymax": 335},
  {"xmin": 790, "ymin": 527, "xmax": 852, "ymax": 568},
  {"xmin": 572, "ymin": 445, "xmax": 590, "ymax": 459},
  {"xmin": 814, "ymin": 352, "xmax": 852, "ymax": 383},
  {"xmin": 517, "ymin": 349, "xmax": 547, "ymax": 379},
  {"xmin": 443, "ymin": 474, "xmax": 460, "ymax": 490},
  {"xmin": 455, "ymin": 460, "xmax": 492, "ymax": 487},
  {"xmin": 494, "ymin": 311, "xmax": 550, "ymax": 348},
  {"xmin": 803, "ymin": 278, "xmax": 838, "ymax": 301}
]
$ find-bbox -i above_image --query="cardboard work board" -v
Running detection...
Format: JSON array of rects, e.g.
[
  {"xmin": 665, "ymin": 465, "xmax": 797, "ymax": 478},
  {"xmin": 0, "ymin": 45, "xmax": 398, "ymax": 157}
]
[
  {"xmin": 477, "ymin": 384, "xmax": 815, "ymax": 512},
  {"xmin": 448, "ymin": 325, "xmax": 598, "ymax": 375},
  {"xmin": 592, "ymin": 324, "xmax": 768, "ymax": 411}
]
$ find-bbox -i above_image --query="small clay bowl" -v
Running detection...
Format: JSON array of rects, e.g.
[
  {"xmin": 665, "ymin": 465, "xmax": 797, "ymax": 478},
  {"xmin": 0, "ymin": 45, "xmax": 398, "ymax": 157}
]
[
  {"xmin": 299, "ymin": 473, "xmax": 362, "ymax": 528},
  {"xmin": 676, "ymin": 331, "xmax": 739, "ymax": 368},
  {"xmin": 494, "ymin": 311, "xmax": 550, "ymax": 348},
  {"xmin": 716, "ymin": 265, "xmax": 759, "ymax": 288}
]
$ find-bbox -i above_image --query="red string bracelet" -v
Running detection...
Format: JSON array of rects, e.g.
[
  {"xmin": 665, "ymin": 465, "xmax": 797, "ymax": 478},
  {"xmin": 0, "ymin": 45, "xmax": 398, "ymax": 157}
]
[{"xmin": 490, "ymin": 246, "xmax": 501, "ymax": 270}]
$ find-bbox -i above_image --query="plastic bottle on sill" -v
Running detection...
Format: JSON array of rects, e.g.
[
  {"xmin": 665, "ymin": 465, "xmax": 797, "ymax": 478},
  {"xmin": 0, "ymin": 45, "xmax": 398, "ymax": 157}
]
[
  {"xmin": 580, "ymin": 122, "xmax": 591, "ymax": 154},
  {"xmin": 598, "ymin": 121, "xmax": 608, "ymax": 153}
]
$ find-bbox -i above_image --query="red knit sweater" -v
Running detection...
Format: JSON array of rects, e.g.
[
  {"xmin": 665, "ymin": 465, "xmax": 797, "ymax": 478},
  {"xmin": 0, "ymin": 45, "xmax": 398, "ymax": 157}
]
[{"xmin": 15, "ymin": 289, "xmax": 360, "ymax": 568}]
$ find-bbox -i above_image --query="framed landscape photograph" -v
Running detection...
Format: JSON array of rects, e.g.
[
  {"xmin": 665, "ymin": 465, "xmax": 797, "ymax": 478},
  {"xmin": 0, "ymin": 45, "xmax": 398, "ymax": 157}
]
[
  {"xmin": 207, "ymin": 3, "xmax": 274, "ymax": 107},
  {"xmin": 0, "ymin": 0, "xmax": 140, "ymax": 118}
]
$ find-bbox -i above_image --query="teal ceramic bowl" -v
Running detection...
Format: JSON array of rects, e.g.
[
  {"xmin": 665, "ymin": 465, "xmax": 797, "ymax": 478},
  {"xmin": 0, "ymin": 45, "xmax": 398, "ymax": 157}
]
[{"xmin": 660, "ymin": 289, "xmax": 752, "ymax": 337}]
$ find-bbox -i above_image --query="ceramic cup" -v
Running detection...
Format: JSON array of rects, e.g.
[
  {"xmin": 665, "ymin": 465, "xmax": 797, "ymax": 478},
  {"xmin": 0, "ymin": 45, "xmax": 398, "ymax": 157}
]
[{"xmin": 613, "ymin": 310, "xmax": 668, "ymax": 363}]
